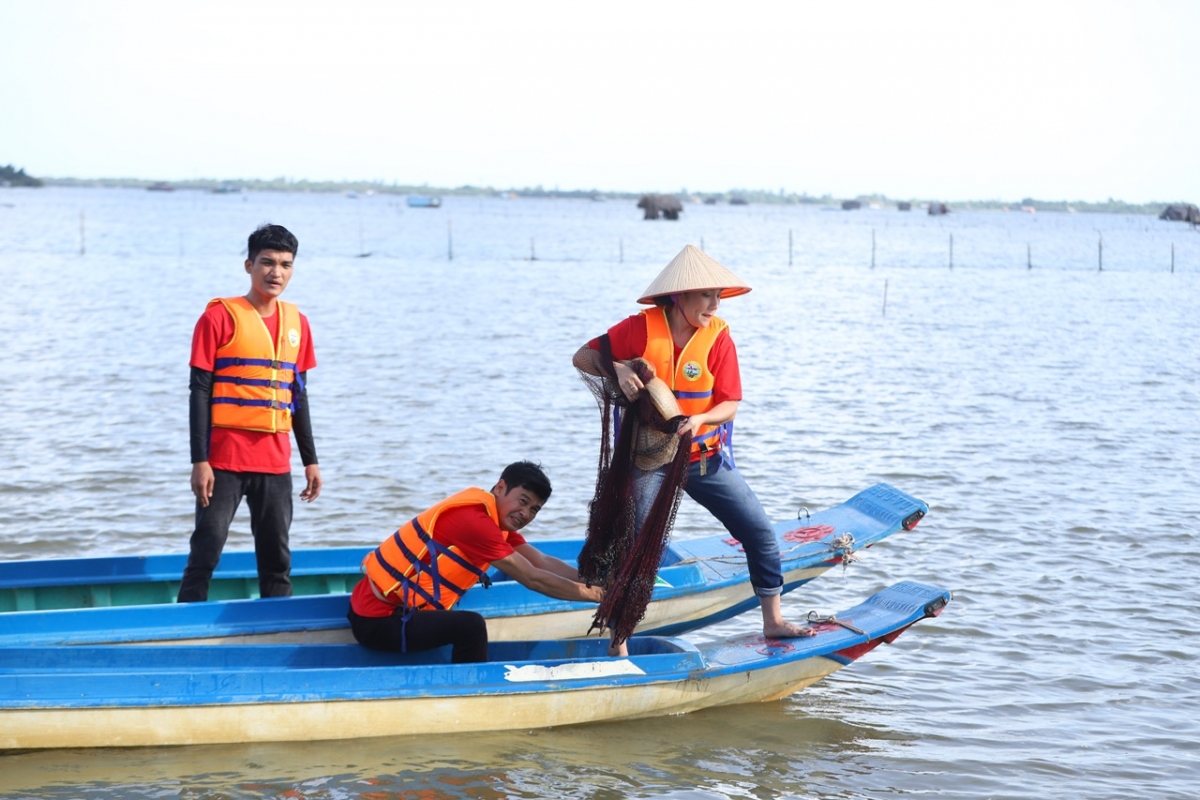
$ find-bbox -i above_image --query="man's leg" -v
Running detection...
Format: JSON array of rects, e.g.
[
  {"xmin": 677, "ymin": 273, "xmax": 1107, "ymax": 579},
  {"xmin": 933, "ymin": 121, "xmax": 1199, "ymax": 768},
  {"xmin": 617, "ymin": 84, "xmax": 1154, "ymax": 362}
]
[
  {"xmin": 349, "ymin": 608, "xmax": 489, "ymax": 663},
  {"xmin": 177, "ymin": 469, "xmax": 244, "ymax": 602},
  {"xmin": 245, "ymin": 471, "xmax": 294, "ymax": 598}
]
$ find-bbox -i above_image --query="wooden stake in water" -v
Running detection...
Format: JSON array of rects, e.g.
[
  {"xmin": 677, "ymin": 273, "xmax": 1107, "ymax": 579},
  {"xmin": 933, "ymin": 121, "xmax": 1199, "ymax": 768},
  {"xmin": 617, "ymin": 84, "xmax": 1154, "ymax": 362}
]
[
  {"xmin": 619, "ymin": 238, "xmax": 624, "ymax": 264},
  {"xmin": 871, "ymin": 229, "xmax": 876, "ymax": 269},
  {"xmin": 1171, "ymin": 242, "xmax": 1175, "ymax": 273},
  {"xmin": 79, "ymin": 210, "xmax": 85, "ymax": 256},
  {"xmin": 788, "ymin": 229, "xmax": 793, "ymax": 266},
  {"xmin": 882, "ymin": 278, "xmax": 889, "ymax": 317},
  {"xmin": 949, "ymin": 233, "xmax": 954, "ymax": 270},
  {"xmin": 447, "ymin": 220, "xmax": 453, "ymax": 260},
  {"xmin": 1027, "ymin": 243, "xmax": 1032, "ymax": 270},
  {"xmin": 1098, "ymin": 235, "xmax": 1103, "ymax": 271},
  {"xmin": 530, "ymin": 237, "xmax": 536, "ymax": 261}
]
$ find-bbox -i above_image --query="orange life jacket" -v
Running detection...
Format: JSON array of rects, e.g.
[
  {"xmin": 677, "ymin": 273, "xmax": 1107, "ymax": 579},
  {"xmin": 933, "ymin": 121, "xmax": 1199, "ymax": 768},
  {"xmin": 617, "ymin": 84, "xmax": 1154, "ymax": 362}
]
[
  {"xmin": 209, "ymin": 296, "xmax": 302, "ymax": 434},
  {"xmin": 642, "ymin": 307, "xmax": 731, "ymax": 459},
  {"xmin": 361, "ymin": 488, "xmax": 505, "ymax": 611}
]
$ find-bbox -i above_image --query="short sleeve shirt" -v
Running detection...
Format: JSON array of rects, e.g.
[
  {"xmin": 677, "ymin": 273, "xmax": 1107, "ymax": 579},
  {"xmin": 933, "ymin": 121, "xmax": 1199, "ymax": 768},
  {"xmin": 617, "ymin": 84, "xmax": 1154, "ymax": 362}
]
[
  {"xmin": 190, "ymin": 301, "xmax": 316, "ymax": 473},
  {"xmin": 589, "ymin": 312, "xmax": 742, "ymax": 403}
]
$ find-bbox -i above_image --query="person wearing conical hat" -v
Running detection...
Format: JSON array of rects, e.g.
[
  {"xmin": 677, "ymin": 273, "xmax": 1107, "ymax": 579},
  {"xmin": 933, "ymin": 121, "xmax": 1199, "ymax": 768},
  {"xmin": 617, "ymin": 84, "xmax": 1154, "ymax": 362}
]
[{"xmin": 574, "ymin": 245, "xmax": 814, "ymax": 650}]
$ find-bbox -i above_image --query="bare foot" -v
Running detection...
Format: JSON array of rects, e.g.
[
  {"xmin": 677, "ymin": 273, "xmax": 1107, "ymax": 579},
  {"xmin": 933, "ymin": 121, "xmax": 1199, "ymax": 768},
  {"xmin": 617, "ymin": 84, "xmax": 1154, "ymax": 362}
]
[
  {"xmin": 763, "ymin": 621, "xmax": 816, "ymax": 639},
  {"xmin": 758, "ymin": 596, "xmax": 815, "ymax": 639}
]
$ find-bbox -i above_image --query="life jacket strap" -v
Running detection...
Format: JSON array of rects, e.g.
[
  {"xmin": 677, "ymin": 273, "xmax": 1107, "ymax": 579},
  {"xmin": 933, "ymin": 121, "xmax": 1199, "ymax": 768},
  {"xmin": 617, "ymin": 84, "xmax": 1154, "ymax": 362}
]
[
  {"xmin": 211, "ymin": 397, "xmax": 295, "ymax": 411},
  {"xmin": 213, "ymin": 376, "xmax": 292, "ymax": 389},
  {"xmin": 214, "ymin": 356, "xmax": 298, "ymax": 371}
]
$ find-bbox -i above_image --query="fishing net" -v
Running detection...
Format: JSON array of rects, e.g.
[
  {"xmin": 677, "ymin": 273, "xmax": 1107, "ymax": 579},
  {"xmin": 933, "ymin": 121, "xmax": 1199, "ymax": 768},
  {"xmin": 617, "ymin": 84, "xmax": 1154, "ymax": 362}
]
[{"xmin": 575, "ymin": 337, "xmax": 692, "ymax": 645}]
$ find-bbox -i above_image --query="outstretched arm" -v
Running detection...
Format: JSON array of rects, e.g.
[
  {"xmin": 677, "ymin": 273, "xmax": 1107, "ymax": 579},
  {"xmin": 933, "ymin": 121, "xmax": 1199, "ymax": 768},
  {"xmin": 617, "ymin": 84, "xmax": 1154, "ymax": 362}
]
[
  {"xmin": 492, "ymin": 549, "xmax": 603, "ymax": 603},
  {"xmin": 514, "ymin": 543, "xmax": 582, "ymax": 581}
]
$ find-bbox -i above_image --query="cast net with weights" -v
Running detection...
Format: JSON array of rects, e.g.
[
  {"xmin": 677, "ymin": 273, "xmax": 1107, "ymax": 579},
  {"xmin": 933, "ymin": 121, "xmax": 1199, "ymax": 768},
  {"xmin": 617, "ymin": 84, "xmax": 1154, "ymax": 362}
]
[{"xmin": 575, "ymin": 336, "xmax": 692, "ymax": 645}]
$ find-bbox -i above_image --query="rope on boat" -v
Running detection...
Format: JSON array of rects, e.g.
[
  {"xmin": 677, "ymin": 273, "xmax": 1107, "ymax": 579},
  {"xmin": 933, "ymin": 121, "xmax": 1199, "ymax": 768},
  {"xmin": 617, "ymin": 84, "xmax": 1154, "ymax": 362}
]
[
  {"xmin": 829, "ymin": 532, "xmax": 860, "ymax": 575},
  {"xmin": 673, "ymin": 532, "xmax": 861, "ymax": 569},
  {"xmin": 672, "ymin": 554, "xmax": 747, "ymax": 567},
  {"xmin": 806, "ymin": 611, "xmax": 867, "ymax": 636}
]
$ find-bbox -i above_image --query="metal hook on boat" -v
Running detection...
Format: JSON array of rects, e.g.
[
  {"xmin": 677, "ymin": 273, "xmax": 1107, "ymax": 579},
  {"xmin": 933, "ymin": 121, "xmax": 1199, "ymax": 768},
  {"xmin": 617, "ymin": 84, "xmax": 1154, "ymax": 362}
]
[{"xmin": 796, "ymin": 506, "xmax": 810, "ymax": 521}]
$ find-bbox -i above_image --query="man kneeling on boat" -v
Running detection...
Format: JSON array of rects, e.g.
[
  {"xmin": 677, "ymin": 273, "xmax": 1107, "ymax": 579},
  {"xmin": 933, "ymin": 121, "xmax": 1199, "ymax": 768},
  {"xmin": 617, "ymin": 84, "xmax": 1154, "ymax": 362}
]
[{"xmin": 348, "ymin": 461, "xmax": 604, "ymax": 663}]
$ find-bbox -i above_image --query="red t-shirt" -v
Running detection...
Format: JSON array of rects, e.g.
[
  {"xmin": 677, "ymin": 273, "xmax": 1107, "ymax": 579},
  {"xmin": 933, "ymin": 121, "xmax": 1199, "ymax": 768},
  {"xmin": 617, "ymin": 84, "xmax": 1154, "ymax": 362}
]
[
  {"xmin": 190, "ymin": 301, "xmax": 317, "ymax": 474},
  {"xmin": 350, "ymin": 504, "xmax": 529, "ymax": 617},
  {"xmin": 589, "ymin": 312, "xmax": 742, "ymax": 403}
]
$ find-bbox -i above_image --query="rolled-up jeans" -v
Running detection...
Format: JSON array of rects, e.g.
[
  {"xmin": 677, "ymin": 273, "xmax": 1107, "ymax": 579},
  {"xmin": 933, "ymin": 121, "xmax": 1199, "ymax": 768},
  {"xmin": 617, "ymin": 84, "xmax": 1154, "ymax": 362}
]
[{"xmin": 634, "ymin": 450, "xmax": 783, "ymax": 596}]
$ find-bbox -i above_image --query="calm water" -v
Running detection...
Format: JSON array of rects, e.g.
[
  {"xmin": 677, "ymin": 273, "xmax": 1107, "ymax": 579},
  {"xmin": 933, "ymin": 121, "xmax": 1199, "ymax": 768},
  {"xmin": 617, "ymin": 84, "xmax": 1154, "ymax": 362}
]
[{"xmin": 1, "ymin": 187, "xmax": 1198, "ymax": 799}]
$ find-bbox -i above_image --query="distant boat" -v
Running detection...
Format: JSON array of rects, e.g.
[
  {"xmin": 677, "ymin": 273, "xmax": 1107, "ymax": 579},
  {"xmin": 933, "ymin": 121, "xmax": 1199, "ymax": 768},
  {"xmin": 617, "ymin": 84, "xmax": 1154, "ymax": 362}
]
[
  {"xmin": 146, "ymin": 182, "xmax": 174, "ymax": 192},
  {"xmin": 211, "ymin": 184, "xmax": 240, "ymax": 194},
  {"xmin": 407, "ymin": 195, "xmax": 442, "ymax": 208}
]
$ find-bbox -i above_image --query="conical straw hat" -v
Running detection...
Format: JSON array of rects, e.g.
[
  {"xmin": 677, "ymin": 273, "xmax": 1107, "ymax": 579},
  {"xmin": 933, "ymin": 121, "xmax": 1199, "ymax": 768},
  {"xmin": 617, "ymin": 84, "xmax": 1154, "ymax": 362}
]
[{"xmin": 637, "ymin": 244, "xmax": 752, "ymax": 305}]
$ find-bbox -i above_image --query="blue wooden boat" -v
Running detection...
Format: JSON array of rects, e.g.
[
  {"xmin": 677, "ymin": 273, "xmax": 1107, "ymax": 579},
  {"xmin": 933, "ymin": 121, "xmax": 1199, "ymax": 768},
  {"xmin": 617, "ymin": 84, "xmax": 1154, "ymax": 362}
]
[
  {"xmin": 0, "ymin": 547, "xmax": 367, "ymax": 612},
  {"xmin": 406, "ymin": 195, "xmax": 442, "ymax": 208},
  {"xmin": 0, "ymin": 581, "xmax": 951, "ymax": 749},
  {"xmin": 0, "ymin": 484, "xmax": 927, "ymax": 646}
]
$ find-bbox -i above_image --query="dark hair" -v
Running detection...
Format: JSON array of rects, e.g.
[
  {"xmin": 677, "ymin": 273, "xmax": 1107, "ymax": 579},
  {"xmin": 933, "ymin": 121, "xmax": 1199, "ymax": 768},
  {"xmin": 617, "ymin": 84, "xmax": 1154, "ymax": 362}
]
[
  {"xmin": 653, "ymin": 295, "xmax": 674, "ymax": 307},
  {"xmin": 499, "ymin": 460, "xmax": 552, "ymax": 502},
  {"xmin": 247, "ymin": 224, "xmax": 299, "ymax": 262}
]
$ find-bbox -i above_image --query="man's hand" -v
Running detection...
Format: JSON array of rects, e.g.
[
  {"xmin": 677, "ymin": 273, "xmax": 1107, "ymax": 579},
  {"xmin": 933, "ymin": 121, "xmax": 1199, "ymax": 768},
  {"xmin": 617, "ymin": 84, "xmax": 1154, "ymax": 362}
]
[
  {"xmin": 300, "ymin": 464, "xmax": 322, "ymax": 502},
  {"xmin": 191, "ymin": 462, "xmax": 215, "ymax": 508}
]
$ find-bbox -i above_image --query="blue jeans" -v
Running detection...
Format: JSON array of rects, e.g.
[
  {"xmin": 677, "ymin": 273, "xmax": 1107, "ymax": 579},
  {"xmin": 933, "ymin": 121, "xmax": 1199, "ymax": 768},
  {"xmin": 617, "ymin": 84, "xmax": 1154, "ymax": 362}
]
[{"xmin": 635, "ymin": 451, "xmax": 783, "ymax": 596}]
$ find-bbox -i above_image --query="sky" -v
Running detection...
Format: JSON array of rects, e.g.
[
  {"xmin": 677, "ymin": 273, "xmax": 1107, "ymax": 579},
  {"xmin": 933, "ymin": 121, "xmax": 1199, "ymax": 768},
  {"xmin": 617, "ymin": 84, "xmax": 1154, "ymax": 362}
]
[{"xmin": 2, "ymin": 0, "xmax": 1197, "ymax": 203}]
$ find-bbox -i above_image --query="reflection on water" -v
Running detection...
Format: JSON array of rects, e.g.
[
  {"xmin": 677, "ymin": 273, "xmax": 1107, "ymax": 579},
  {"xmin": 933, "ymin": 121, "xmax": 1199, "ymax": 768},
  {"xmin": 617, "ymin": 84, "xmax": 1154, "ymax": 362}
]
[
  {"xmin": 1, "ymin": 188, "xmax": 1198, "ymax": 799},
  {"xmin": 2, "ymin": 702, "xmax": 884, "ymax": 798}
]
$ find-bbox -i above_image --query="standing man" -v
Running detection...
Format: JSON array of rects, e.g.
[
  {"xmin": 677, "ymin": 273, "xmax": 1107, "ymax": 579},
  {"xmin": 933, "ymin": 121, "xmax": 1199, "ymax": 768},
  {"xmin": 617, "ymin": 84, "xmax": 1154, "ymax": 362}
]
[{"xmin": 178, "ymin": 223, "xmax": 322, "ymax": 602}]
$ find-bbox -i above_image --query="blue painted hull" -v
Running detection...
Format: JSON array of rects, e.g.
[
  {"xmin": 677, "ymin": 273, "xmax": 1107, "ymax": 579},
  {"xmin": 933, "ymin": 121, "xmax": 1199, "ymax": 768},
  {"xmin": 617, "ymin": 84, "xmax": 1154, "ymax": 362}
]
[
  {"xmin": 0, "ymin": 484, "xmax": 928, "ymax": 646},
  {"xmin": 0, "ymin": 581, "xmax": 951, "ymax": 748}
]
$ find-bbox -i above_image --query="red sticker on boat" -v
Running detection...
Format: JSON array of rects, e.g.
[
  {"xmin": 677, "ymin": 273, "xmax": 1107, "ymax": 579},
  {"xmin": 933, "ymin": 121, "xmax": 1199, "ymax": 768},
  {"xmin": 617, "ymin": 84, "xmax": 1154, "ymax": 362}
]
[
  {"xmin": 782, "ymin": 525, "xmax": 835, "ymax": 542},
  {"xmin": 750, "ymin": 636, "xmax": 796, "ymax": 656}
]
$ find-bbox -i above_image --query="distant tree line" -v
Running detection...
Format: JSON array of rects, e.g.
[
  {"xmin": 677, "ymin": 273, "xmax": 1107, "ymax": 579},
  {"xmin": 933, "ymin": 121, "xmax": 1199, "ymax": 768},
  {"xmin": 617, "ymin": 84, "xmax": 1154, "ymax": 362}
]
[
  {"xmin": 28, "ymin": 172, "xmax": 1191, "ymax": 216},
  {"xmin": 0, "ymin": 165, "xmax": 42, "ymax": 187}
]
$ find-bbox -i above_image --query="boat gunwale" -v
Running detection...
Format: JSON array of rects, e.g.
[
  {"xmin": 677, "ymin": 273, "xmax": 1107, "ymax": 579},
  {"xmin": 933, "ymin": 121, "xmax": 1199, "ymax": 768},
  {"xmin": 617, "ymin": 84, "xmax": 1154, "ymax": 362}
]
[{"xmin": 0, "ymin": 583, "xmax": 950, "ymax": 710}]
